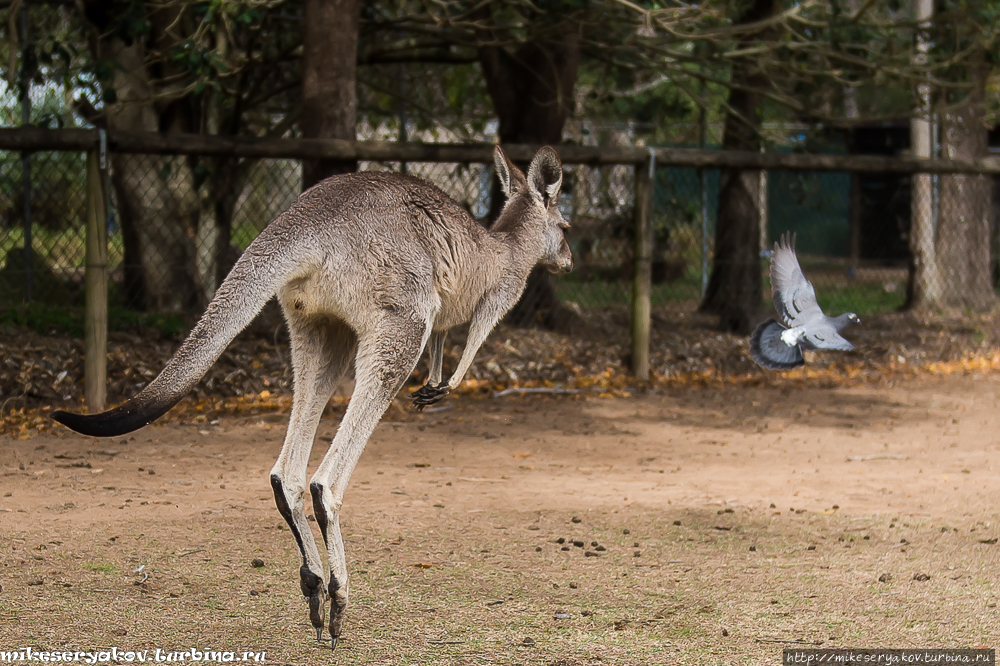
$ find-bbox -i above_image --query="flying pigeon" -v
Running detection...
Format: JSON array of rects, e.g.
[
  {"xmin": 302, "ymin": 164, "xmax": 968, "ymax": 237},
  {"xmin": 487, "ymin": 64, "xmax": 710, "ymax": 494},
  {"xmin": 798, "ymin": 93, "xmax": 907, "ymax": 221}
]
[{"xmin": 750, "ymin": 233, "xmax": 859, "ymax": 370}]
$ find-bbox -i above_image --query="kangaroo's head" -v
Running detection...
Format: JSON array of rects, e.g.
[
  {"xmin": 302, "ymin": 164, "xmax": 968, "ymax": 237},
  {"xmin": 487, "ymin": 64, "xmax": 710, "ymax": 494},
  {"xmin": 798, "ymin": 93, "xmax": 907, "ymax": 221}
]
[{"xmin": 494, "ymin": 146, "xmax": 573, "ymax": 274}]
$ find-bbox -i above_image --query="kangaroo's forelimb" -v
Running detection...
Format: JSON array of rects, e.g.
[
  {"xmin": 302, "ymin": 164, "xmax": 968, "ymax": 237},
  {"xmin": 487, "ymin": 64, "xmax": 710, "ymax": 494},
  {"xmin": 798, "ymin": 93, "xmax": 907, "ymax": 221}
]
[
  {"xmin": 444, "ymin": 279, "xmax": 525, "ymax": 392},
  {"xmin": 411, "ymin": 331, "xmax": 447, "ymax": 411}
]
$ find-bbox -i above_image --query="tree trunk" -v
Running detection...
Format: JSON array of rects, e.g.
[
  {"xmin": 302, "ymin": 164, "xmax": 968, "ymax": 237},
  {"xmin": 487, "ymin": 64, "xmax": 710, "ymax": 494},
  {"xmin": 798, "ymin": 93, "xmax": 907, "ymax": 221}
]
[
  {"xmin": 907, "ymin": 0, "xmax": 942, "ymax": 310},
  {"xmin": 699, "ymin": 0, "xmax": 778, "ymax": 334},
  {"xmin": 301, "ymin": 0, "xmax": 361, "ymax": 189},
  {"xmin": 932, "ymin": 70, "xmax": 995, "ymax": 311},
  {"xmin": 478, "ymin": 27, "xmax": 580, "ymax": 328},
  {"xmin": 102, "ymin": 40, "xmax": 200, "ymax": 313},
  {"xmin": 908, "ymin": 40, "xmax": 994, "ymax": 313}
]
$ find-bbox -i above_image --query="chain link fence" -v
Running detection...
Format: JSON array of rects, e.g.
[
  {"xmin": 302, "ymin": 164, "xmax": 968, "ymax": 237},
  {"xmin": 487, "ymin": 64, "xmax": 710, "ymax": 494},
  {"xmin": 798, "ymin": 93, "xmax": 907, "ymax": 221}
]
[{"xmin": 3, "ymin": 144, "xmax": 998, "ymax": 324}]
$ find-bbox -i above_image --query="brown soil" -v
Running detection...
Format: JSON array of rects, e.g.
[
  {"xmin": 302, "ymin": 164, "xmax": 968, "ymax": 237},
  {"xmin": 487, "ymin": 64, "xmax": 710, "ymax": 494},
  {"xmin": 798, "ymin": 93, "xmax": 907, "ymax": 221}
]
[{"xmin": 2, "ymin": 373, "xmax": 999, "ymax": 664}]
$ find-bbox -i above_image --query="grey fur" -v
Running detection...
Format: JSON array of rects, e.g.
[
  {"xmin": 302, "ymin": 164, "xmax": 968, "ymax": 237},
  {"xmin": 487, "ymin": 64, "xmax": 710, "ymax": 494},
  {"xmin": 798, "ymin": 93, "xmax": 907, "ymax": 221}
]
[{"xmin": 51, "ymin": 146, "xmax": 572, "ymax": 645}]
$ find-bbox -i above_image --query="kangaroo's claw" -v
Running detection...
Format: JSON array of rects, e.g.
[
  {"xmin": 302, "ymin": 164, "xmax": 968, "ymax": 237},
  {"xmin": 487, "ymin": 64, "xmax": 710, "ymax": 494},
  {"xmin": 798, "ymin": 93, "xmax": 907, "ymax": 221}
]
[
  {"xmin": 412, "ymin": 383, "xmax": 451, "ymax": 411},
  {"xmin": 300, "ymin": 567, "xmax": 327, "ymax": 640}
]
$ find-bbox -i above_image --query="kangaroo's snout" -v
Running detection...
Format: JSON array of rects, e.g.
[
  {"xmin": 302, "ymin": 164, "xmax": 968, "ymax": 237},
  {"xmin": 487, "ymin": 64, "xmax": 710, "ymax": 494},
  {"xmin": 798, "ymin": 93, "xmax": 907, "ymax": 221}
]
[{"xmin": 546, "ymin": 238, "xmax": 573, "ymax": 274}]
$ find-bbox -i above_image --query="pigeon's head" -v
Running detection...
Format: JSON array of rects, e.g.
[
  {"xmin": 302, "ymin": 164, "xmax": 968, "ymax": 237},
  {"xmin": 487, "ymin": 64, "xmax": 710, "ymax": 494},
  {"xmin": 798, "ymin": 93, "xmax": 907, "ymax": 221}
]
[{"xmin": 827, "ymin": 312, "xmax": 860, "ymax": 333}]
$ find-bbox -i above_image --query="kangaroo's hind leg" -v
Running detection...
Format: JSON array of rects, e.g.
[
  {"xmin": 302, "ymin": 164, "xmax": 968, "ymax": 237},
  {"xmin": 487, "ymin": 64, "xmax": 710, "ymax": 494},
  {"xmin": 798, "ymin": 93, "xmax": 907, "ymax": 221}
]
[
  {"xmin": 309, "ymin": 311, "xmax": 432, "ymax": 647},
  {"xmin": 269, "ymin": 315, "xmax": 357, "ymax": 642}
]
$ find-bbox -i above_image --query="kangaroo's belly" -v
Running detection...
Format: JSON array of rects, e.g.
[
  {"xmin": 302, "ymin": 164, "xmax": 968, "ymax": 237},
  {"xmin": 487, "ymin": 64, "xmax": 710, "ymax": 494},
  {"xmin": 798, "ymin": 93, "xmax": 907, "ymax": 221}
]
[{"xmin": 434, "ymin": 295, "xmax": 477, "ymax": 331}]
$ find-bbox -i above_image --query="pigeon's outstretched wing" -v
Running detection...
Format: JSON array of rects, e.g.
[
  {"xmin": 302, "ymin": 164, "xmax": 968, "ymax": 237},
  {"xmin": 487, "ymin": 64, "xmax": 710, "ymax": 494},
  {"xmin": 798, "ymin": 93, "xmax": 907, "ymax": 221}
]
[
  {"xmin": 750, "ymin": 319, "xmax": 805, "ymax": 370},
  {"xmin": 770, "ymin": 233, "xmax": 822, "ymax": 328}
]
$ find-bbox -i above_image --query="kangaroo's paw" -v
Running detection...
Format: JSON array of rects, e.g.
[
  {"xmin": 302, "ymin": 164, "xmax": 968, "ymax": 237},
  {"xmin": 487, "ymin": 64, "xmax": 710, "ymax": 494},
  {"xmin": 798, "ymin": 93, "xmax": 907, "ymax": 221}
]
[
  {"xmin": 328, "ymin": 576, "xmax": 348, "ymax": 650},
  {"xmin": 412, "ymin": 383, "xmax": 451, "ymax": 411},
  {"xmin": 300, "ymin": 566, "xmax": 328, "ymax": 642}
]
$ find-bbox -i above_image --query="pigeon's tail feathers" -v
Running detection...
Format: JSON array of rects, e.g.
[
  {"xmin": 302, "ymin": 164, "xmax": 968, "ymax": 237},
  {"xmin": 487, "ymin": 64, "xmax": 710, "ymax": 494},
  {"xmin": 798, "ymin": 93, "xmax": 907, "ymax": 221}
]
[{"xmin": 750, "ymin": 319, "xmax": 805, "ymax": 370}]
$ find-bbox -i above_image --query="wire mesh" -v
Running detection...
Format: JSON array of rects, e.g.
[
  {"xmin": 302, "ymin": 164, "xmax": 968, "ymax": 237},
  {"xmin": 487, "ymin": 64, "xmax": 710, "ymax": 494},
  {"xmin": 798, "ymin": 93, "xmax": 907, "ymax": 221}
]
[{"xmin": 1, "ymin": 144, "xmax": 996, "ymax": 327}]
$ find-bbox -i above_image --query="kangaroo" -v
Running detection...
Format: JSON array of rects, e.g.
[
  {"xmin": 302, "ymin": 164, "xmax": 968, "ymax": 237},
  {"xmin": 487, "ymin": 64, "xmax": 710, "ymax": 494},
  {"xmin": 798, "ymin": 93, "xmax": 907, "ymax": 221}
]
[{"xmin": 51, "ymin": 146, "xmax": 572, "ymax": 647}]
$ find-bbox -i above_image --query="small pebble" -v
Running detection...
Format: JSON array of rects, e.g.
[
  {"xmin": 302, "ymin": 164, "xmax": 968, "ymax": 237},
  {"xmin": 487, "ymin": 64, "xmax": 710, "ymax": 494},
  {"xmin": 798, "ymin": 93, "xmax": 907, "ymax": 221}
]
[
  {"xmin": 749, "ymin": 546, "xmax": 756, "ymax": 552},
  {"xmin": 569, "ymin": 582, "xmax": 578, "ymax": 589},
  {"xmin": 584, "ymin": 551, "xmax": 599, "ymax": 557},
  {"xmin": 556, "ymin": 538, "xmax": 565, "ymax": 544},
  {"xmin": 573, "ymin": 540, "xmax": 584, "ymax": 548},
  {"xmin": 722, "ymin": 629, "xmax": 729, "ymax": 637},
  {"xmin": 554, "ymin": 613, "xmax": 570, "ymax": 620},
  {"xmin": 634, "ymin": 551, "xmax": 641, "ymax": 557},
  {"xmin": 673, "ymin": 520, "xmax": 681, "ymax": 526},
  {"xmin": 622, "ymin": 529, "xmax": 630, "ymax": 535},
  {"xmin": 878, "ymin": 573, "xmax": 892, "ymax": 583},
  {"xmin": 591, "ymin": 541, "xmax": 598, "ymax": 547},
  {"xmin": 807, "ymin": 545, "xmax": 816, "ymax": 551},
  {"xmin": 251, "ymin": 558, "xmax": 265, "ymax": 568},
  {"xmin": 595, "ymin": 545, "xmax": 606, "ymax": 552},
  {"xmin": 535, "ymin": 547, "xmax": 542, "ymax": 552},
  {"xmin": 571, "ymin": 517, "xmax": 582, "ymax": 523}
]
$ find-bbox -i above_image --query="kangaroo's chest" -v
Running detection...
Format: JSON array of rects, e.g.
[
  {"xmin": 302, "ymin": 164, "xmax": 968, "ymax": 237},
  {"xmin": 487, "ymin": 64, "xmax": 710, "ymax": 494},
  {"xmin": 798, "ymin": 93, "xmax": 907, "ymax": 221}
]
[{"xmin": 434, "ymin": 286, "xmax": 483, "ymax": 330}]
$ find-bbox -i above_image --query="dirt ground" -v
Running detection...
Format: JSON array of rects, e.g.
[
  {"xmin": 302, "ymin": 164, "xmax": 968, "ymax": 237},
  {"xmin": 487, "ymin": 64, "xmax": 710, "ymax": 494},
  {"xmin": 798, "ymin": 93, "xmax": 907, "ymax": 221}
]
[{"xmin": 2, "ymin": 374, "xmax": 1000, "ymax": 665}]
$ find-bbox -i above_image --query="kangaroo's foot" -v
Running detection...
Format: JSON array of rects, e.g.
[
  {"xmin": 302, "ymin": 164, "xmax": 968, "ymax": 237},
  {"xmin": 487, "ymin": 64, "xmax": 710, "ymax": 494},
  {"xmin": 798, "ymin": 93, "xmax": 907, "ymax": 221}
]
[
  {"xmin": 412, "ymin": 383, "xmax": 451, "ymax": 411},
  {"xmin": 328, "ymin": 576, "xmax": 348, "ymax": 650},
  {"xmin": 300, "ymin": 566, "xmax": 328, "ymax": 642}
]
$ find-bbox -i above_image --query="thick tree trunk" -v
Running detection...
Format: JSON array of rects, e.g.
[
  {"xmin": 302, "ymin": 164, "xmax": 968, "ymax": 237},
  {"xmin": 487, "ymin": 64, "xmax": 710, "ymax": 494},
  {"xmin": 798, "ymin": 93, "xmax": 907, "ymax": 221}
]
[
  {"xmin": 301, "ymin": 0, "xmax": 361, "ymax": 188},
  {"xmin": 907, "ymin": 0, "xmax": 942, "ymax": 310},
  {"xmin": 479, "ymin": 28, "xmax": 580, "ymax": 328},
  {"xmin": 908, "ymin": 51, "xmax": 994, "ymax": 312},
  {"xmin": 702, "ymin": 167, "xmax": 764, "ymax": 333},
  {"xmin": 103, "ymin": 40, "xmax": 199, "ymax": 313},
  {"xmin": 933, "ymin": 77, "xmax": 995, "ymax": 311},
  {"xmin": 699, "ymin": 0, "xmax": 778, "ymax": 334}
]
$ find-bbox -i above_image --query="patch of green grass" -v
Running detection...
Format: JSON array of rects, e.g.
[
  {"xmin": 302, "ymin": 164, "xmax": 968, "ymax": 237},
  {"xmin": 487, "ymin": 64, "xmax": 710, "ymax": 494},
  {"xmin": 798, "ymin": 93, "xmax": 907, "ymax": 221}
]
[
  {"xmin": 559, "ymin": 270, "xmax": 904, "ymax": 315},
  {"xmin": 556, "ymin": 273, "xmax": 703, "ymax": 309},
  {"xmin": 0, "ymin": 302, "xmax": 188, "ymax": 339},
  {"xmin": 814, "ymin": 283, "xmax": 905, "ymax": 316},
  {"xmin": 82, "ymin": 563, "xmax": 117, "ymax": 574}
]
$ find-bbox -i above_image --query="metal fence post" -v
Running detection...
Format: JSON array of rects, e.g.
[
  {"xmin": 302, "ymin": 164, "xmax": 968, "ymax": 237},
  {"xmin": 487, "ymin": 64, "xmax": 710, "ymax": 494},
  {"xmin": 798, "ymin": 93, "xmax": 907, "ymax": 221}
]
[
  {"xmin": 84, "ymin": 142, "xmax": 109, "ymax": 412},
  {"xmin": 631, "ymin": 150, "xmax": 655, "ymax": 381}
]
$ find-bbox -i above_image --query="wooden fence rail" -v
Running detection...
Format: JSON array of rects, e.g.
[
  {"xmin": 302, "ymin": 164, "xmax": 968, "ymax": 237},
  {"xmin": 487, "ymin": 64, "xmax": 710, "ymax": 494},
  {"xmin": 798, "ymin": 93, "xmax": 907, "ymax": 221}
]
[{"xmin": 3, "ymin": 127, "xmax": 1000, "ymax": 174}]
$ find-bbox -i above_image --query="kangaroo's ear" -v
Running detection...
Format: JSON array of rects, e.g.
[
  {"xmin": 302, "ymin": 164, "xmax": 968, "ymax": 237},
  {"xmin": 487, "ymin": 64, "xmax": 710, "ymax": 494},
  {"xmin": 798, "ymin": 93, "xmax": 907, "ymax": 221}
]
[
  {"xmin": 494, "ymin": 146, "xmax": 513, "ymax": 198},
  {"xmin": 527, "ymin": 146, "xmax": 563, "ymax": 207}
]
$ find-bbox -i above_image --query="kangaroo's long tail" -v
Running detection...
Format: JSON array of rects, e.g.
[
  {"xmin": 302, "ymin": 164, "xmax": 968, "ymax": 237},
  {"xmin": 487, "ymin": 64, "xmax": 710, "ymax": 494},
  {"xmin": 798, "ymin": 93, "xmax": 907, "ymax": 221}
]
[{"xmin": 52, "ymin": 224, "xmax": 314, "ymax": 437}]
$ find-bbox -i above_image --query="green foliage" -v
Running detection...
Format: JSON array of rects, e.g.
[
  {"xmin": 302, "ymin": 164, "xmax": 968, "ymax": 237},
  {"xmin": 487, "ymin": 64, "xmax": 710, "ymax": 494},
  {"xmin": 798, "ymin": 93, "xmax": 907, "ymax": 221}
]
[{"xmin": 0, "ymin": 301, "xmax": 189, "ymax": 339}]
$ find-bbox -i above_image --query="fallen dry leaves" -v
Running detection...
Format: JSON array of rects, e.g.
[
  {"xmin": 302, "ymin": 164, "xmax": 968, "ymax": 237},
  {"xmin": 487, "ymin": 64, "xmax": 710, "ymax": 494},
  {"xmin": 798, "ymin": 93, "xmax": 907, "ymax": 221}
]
[{"xmin": 4, "ymin": 304, "xmax": 1000, "ymax": 437}]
